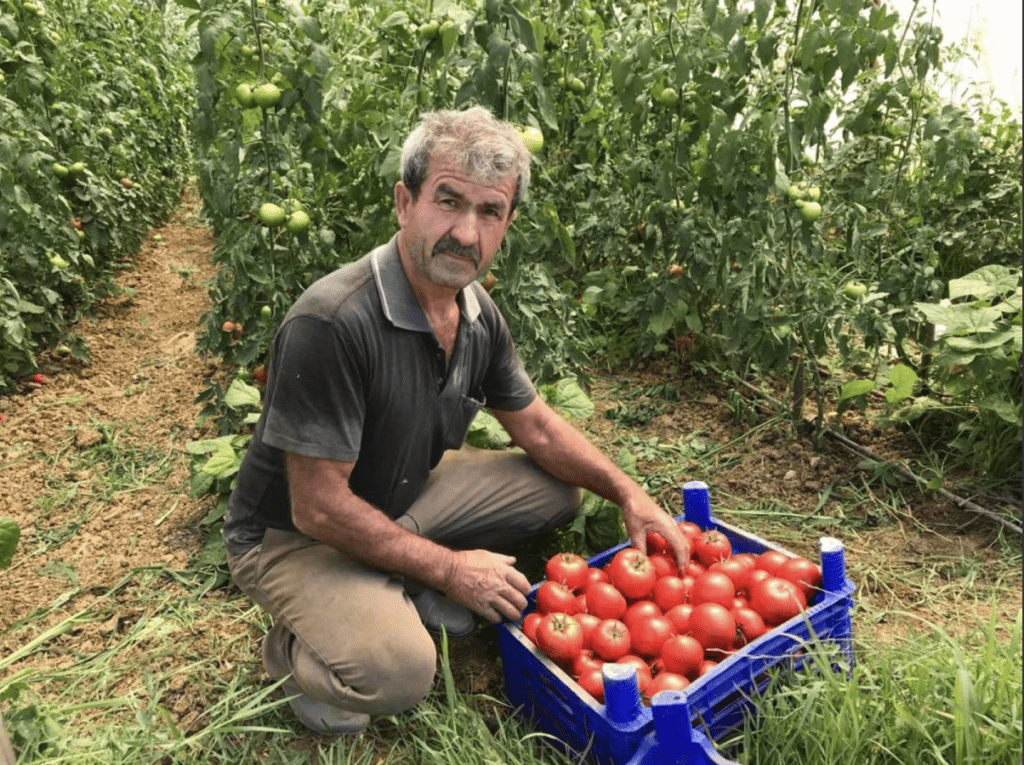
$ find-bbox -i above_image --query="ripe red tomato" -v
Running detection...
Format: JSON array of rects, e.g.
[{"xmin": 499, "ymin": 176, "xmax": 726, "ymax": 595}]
[
  {"xmin": 648, "ymin": 552, "xmax": 679, "ymax": 579},
  {"xmin": 574, "ymin": 612, "xmax": 601, "ymax": 649},
  {"xmin": 521, "ymin": 612, "xmax": 542, "ymax": 643},
  {"xmin": 545, "ymin": 552, "xmax": 590, "ymax": 592},
  {"xmin": 746, "ymin": 568, "xmax": 771, "ymax": 593},
  {"xmin": 754, "ymin": 550, "xmax": 789, "ymax": 577},
  {"xmin": 683, "ymin": 561, "xmax": 706, "ymax": 578},
  {"xmin": 591, "ymin": 619, "xmax": 632, "ymax": 662},
  {"xmin": 709, "ymin": 558, "xmax": 751, "ymax": 592},
  {"xmin": 536, "ymin": 580, "xmax": 581, "ymax": 615},
  {"xmin": 645, "ymin": 671, "xmax": 690, "ymax": 701},
  {"xmin": 665, "ymin": 603, "xmax": 694, "ymax": 634},
  {"xmin": 652, "ymin": 575, "xmax": 689, "ymax": 612},
  {"xmin": 645, "ymin": 531, "xmax": 671, "ymax": 555},
  {"xmin": 731, "ymin": 606, "xmax": 767, "ymax": 648},
  {"xmin": 624, "ymin": 600, "xmax": 663, "ymax": 632},
  {"xmin": 698, "ymin": 659, "xmax": 718, "ymax": 677},
  {"xmin": 536, "ymin": 613, "xmax": 584, "ymax": 664},
  {"xmin": 571, "ymin": 649, "xmax": 604, "ymax": 678},
  {"xmin": 577, "ymin": 668, "xmax": 605, "ymax": 702},
  {"xmin": 690, "ymin": 571, "xmax": 737, "ymax": 609},
  {"xmin": 687, "ymin": 602, "xmax": 736, "ymax": 655},
  {"xmin": 748, "ymin": 576, "xmax": 807, "ymax": 626},
  {"xmin": 585, "ymin": 567, "xmax": 610, "ymax": 586},
  {"xmin": 586, "ymin": 581, "xmax": 628, "ymax": 621},
  {"xmin": 677, "ymin": 521, "xmax": 703, "ymax": 540},
  {"xmin": 615, "ymin": 655, "xmax": 653, "ymax": 694},
  {"xmin": 607, "ymin": 548, "xmax": 657, "ymax": 601},
  {"xmin": 692, "ymin": 531, "xmax": 732, "ymax": 567},
  {"xmin": 731, "ymin": 552, "xmax": 758, "ymax": 570},
  {"xmin": 630, "ymin": 614, "xmax": 676, "ymax": 658},
  {"xmin": 660, "ymin": 634, "xmax": 704, "ymax": 678},
  {"xmin": 777, "ymin": 556, "xmax": 822, "ymax": 602}
]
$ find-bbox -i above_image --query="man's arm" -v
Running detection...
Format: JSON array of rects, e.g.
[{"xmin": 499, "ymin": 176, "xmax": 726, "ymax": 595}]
[
  {"xmin": 285, "ymin": 452, "xmax": 531, "ymax": 623},
  {"xmin": 492, "ymin": 397, "xmax": 691, "ymax": 566}
]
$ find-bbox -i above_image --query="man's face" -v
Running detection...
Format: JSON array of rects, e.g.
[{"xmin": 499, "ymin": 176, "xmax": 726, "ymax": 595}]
[{"xmin": 395, "ymin": 158, "xmax": 517, "ymax": 292}]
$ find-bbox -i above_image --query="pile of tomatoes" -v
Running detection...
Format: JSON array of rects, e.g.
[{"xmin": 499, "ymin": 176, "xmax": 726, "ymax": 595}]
[{"xmin": 519, "ymin": 522, "xmax": 822, "ymax": 704}]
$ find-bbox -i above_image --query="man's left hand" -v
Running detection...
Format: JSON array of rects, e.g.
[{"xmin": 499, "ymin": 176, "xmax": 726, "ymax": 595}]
[{"xmin": 620, "ymin": 493, "xmax": 691, "ymax": 569}]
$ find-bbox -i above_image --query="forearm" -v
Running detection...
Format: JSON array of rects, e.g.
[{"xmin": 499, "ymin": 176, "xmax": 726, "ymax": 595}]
[
  {"xmin": 286, "ymin": 453, "xmax": 456, "ymax": 592},
  {"xmin": 498, "ymin": 401, "xmax": 641, "ymax": 505}
]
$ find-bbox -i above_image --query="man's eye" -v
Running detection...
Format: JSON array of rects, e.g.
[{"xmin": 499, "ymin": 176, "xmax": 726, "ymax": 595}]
[{"xmin": 438, "ymin": 198, "xmax": 457, "ymax": 209}]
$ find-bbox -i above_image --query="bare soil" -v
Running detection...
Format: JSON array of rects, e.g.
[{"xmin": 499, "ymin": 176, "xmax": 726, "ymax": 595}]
[{"xmin": 0, "ymin": 185, "xmax": 1019, "ymax": 742}]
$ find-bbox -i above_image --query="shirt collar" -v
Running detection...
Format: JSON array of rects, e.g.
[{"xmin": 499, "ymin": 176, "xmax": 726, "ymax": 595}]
[{"xmin": 371, "ymin": 236, "xmax": 482, "ymax": 330}]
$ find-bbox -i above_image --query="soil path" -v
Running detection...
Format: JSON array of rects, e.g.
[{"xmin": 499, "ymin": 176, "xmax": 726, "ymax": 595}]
[{"xmin": 0, "ymin": 186, "xmax": 215, "ymax": 630}]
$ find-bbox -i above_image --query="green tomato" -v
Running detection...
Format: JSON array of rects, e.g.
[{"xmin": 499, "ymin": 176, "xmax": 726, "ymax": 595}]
[
  {"xmin": 518, "ymin": 126, "xmax": 544, "ymax": 154},
  {"xmin": 235, "ymin": 83, "xmax": 255, "ymax": 108},
  {"xmin": 804, "ymin": 185, "xmax": 821, "ymax": 202},
  {"xmin": 258, "ymin": 202, "xmax": 287, "ymax": 227},
  {"xmin": 261, "ymin": 305, "xmax": 273, "ymax": 320},
  {"xmin": 567, "ymin": 77, "xmax": 586, "ymax": 94},
  {"xmin": 286, "ymin": 210, "xmax": 311, "ymax": 234},
  {"xmin": 798, "ymin": 201, "xmax": 822, "ymax": 223},
  {"xmin": 843, "ymin": 281, "xmax": 867, "ymax": 300},
  {"xmin": 52, "ymin": 162, "xmax": 69, "ymax": 179},
  {"xmin": 252, "ymin": 82, "xmax": 282, "ymax": 109},
  {"xmin": 657, "ymin": 87, "xmax": 680, "ymax": 107},
  {"xmin": 417, "ymin": 21, "xmax": 440, "ymax": 41},
  {"xmin": 787, "ymin": 184, "xmax": 805, "ymax": 201},
  {"xmin": 68, "ymin": 162, "xmax": 86, "ymax": 178}
]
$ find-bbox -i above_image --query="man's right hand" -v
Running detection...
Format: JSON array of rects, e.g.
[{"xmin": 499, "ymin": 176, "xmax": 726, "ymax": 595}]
[{"xmin": 443, "ymin": 549, "xmax": 531, "ymax": 624}]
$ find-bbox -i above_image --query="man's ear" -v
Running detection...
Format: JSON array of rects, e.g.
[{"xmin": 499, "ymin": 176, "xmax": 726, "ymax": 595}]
[{"xmin": 394, "ymin": 181, "xmax": 412, "ymax": 226}]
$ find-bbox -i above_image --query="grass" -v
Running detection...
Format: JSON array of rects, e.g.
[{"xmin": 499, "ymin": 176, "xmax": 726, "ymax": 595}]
[{"xmin": 730, "ymin": 609, "xmax": 1023, "ymax": 764}]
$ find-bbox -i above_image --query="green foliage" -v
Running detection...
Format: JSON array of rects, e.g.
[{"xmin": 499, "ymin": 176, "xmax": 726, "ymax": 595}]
[
  {"xmin": 914, "ymin": 266, "xmax": 1022, "ymax": 478},
  {"xmin": 0, "ymin": 517, "xmax": 19, "ymax": 568},
  {"xmin": 0, "ymin": 0, "xmax": 194, "ymax": 389},
  {"xmin": 735, "ymin": 608, "xmax": 1023, "ymax": 764},
  {"xmin": 187, "ymin": 0, "xmax": 1021, "ymax": 476}
]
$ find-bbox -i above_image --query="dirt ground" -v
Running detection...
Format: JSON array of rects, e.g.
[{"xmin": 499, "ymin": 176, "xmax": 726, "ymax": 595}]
[{"xmin": 0, "ymin": 185, "xmax": 1019, "ymax": 738}]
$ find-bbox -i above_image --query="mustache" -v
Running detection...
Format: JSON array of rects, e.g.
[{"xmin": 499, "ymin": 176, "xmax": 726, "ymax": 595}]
[{"xmin": 432, "ymin": 236, "xmax": 480, "ymax": 265}]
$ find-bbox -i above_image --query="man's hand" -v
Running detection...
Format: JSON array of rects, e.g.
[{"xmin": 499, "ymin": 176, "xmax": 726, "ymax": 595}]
[
  {"xmin": 621, "ymin": 493, "xmax": 691, "ymax": 569},
  {"xmin": 442, "ymin": 549, "xmax": 531, "ymax": 624}
]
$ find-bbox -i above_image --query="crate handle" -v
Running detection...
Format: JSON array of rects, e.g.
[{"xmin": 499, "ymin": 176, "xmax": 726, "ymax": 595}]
[{"xmin": 603, "ymin": 663, "xmax": 643, "ymax": 724}]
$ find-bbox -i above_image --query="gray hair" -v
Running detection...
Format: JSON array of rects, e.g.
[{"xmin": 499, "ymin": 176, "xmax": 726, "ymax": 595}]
[{"xmin": 400, "ymin": 107, "xmax": 531, "ymax": 213}]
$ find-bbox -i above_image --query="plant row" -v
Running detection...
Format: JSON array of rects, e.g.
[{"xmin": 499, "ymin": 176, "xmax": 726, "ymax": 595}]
[
  {"xmin": 0, "ymin": 0, "xmax": 194, "ymax": 388},
  {"xmin": 186, "ymin": 0, "xmax": 1020, "ymax": 483}
]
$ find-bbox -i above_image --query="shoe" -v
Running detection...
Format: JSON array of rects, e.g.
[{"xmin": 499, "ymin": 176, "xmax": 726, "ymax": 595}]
[
  {"xmin": 280, "ymin": 681, "xmax": 370, "ymax": 736},
  {"xmin": 262, "ymin": 625, "xmax": 369, "ymax": 736},
  {"xmin": 408, "ymin": 586, "xmax": 476, "ymax": 638}
]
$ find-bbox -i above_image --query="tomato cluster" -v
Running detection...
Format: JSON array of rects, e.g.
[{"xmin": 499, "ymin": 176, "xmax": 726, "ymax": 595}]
[{"xmin": 519, "ymin": 524, "xmax": 822, "ymax": 704}]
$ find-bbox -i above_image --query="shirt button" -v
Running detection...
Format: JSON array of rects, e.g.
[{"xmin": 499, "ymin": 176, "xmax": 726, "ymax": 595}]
[{"xmin": 436, "ymin": 377, "xmax": 444, "ymax": 386}]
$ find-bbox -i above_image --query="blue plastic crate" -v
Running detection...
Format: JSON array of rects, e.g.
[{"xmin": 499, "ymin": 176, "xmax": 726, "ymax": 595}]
[{"xmin": 495, "ymin": 481, "xmax": 856, "ymax": 765}]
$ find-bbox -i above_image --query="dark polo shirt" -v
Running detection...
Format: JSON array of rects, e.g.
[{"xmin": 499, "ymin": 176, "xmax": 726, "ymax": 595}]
[{"xmin": 221, "ymin": 236, "xmax": 536, "ymax": 556}]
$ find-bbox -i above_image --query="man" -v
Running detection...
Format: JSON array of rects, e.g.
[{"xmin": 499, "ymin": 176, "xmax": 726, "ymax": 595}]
[{"xmin": 222, "ymin": 106, "xmax": 691, "ymax": 735}]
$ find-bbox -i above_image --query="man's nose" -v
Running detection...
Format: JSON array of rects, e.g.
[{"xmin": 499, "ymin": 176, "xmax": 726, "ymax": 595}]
[{"xmin": 449, "ymin": 211, "xmax": 479, "ymax": 246}]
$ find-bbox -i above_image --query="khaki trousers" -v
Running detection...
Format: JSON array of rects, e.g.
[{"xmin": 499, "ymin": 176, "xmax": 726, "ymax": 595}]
[{"xmin": 228, "ymin": 446, "xmax": 580, "ymax": 716}]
